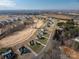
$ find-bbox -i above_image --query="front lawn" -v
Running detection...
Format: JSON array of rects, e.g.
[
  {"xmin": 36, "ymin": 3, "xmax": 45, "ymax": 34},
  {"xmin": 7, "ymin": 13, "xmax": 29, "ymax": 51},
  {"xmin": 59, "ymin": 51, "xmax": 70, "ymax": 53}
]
[{"xmin": 29, "ymin": 43, "xmax": 44, "ymax": 53}]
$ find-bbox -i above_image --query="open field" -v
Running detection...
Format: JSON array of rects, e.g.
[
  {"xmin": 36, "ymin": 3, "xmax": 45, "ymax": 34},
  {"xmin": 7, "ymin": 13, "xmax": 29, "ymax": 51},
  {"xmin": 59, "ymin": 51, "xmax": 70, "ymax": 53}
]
[
  {"xmin": 0, "ymin": 15, "xmax": 9, "ymax": 20},
  {"xmin": 47, "ymin": 14, "xmax": 71, "ymax": 20},
  {"xmin": 0, "ymin": 20, "xmax": 44, "ymax": 48}
]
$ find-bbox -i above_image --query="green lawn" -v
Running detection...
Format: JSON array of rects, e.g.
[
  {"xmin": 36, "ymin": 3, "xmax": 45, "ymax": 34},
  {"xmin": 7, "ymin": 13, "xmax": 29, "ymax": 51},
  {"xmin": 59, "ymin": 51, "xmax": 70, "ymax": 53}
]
[
  {"xmin": 29, "ymin": 44, "xmax": 44, "ymax": 53},
  {"xmin": 38, "ymin": 38, "xmax": 48, "ymax": 44},
  {"xmin": 38, "ymin": 34, "xmax": 49, "ymax": 44}
]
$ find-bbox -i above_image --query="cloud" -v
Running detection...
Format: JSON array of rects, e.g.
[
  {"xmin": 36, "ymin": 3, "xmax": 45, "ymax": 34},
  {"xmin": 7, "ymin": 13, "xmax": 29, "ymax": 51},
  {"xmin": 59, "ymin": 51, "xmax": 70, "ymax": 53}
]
[{"xmin": 0, "ymin": 0, "xmax": 16, "ymax": 7}]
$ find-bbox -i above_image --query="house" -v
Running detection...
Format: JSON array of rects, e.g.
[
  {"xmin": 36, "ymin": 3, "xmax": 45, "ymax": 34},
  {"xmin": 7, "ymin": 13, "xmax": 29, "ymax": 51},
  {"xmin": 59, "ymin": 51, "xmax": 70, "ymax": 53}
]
[
  {"xmin": 19, "ymin": 46, "xmax": 31, "ymax": 55},
  {"xmin": 72, "ymin": 37, "xmax": 79, "ymax": 51},
  {"xmin": 0, "ymin": 48, "xmax": 16, "ymax": 59}
]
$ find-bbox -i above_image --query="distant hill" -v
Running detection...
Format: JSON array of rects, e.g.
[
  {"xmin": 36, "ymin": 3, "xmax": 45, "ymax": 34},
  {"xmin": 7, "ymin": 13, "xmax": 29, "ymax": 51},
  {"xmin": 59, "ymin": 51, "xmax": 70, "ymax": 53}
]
[
  {"xmin": 0, "ymin": 10, "xmax": 79, "ymax": 15},
  {"xmin": 0, "ymin": 10, "xmax": 43, "ymax": 15}
]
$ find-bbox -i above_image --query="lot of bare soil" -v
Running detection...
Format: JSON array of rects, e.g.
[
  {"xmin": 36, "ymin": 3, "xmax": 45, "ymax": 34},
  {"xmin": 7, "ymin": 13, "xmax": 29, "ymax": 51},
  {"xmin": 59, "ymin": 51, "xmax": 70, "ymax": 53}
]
[{"xmin": 0, "ymin": 20, "xmax": 44, "ymax": 48}]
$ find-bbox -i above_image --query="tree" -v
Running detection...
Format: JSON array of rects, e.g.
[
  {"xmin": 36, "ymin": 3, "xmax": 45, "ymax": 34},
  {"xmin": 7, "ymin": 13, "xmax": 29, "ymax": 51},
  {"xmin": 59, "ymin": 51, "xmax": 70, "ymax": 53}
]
[{"xmin": 57, "ymin": 22, "xmax": 65, "ymax": 27}]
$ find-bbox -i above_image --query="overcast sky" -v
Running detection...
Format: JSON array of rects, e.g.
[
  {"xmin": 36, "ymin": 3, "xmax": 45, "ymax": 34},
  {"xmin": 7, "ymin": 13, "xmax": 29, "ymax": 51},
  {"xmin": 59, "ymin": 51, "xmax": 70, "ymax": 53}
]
[{"xmin": 0, "ymin": 0, "xmax": 79, "ymax": 10}]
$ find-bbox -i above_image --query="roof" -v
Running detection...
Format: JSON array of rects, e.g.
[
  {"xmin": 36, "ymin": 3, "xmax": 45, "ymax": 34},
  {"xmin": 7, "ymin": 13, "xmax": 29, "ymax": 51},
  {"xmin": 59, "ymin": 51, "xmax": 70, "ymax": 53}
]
[
  {"xmin": 2, "ymin": 50, "xmax": 11, "ymax": 56},
  {"xmin": 73, "ymin": 37, "xmax": 79, "ymax": 43}
]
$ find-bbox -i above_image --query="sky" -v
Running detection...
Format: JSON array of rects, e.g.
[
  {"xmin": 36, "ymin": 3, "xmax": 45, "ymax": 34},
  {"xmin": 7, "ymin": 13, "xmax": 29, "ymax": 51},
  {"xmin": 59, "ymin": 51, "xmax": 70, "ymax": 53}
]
[{"xmin": 0, "ymin": 0, "xmax": 79, "ymax": 10}]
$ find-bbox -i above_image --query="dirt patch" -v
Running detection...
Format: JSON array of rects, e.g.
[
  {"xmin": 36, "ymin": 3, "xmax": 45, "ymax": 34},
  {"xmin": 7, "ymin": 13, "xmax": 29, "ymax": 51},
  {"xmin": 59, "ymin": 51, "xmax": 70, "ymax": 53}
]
[
  {"xmin": 0, "ymin": 20, "xmax": 44, "ymax": 48},
  {"xmin": 62, "ymin": 46, "xmax": 79, "ymax": 59}
]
